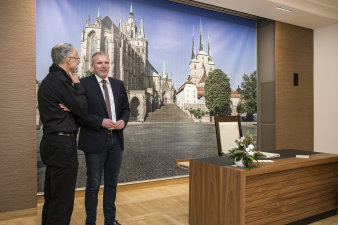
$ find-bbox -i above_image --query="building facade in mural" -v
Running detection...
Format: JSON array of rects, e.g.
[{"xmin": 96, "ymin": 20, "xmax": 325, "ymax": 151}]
[
  {"xmin": 77, "ymin": 3, "xmax": 174, "ymax": 121},
  {"xmin": 231, "ymin": 90, "xmax": 240, "ymax": 116},
  {"xmin": 176, "ymin": 21, "xmax": 241, "ymax": 116},
  {"xmin": 176, "ymin": 21, "xmax": 214, "ymax": 112}
]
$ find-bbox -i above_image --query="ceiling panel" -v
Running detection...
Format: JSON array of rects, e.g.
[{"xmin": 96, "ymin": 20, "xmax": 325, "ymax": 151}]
[{"xmin": 194, "ymin": 0, "xmax": 338, "ymax": 29}]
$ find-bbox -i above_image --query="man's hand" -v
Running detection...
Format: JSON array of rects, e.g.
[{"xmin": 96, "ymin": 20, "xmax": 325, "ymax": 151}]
[
  {"xmin": 68, "ymin": 71, "xmax": 80, "ymax": 84},
  {"xmin": 59, "ymin": 103, "xmax": 71, "ymax": 112},
  {"xmin": 115, "ymin": 120, "xmax": 125, "ymax": 130},
  {"xmin": 102, "ymin": 118, "xmax": 115, "ymax": 129}
]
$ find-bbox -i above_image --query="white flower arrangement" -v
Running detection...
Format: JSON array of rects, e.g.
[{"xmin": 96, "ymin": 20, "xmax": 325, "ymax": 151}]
[{"xmin": 226, "ymin": 131, "xmax": 265, "ymax": 169}]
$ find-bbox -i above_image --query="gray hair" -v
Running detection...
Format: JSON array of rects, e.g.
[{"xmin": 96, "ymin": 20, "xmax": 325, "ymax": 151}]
[
  {"xmin": 91, "ymin": 51, "xmax": 109, "ymax": 65},
  {"xmin": 51, "ymin": 43, "xmax": 75, "ymax": 65}
]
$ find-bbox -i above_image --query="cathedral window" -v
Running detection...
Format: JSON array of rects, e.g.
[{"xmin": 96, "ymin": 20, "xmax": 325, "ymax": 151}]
[
  {"xmin": 87, "ymin": 32, "xmax": 97, "ymax": 65},
  {"xmin": 104, "ymin": 38, "xmax": 108, "ymax": 53}
]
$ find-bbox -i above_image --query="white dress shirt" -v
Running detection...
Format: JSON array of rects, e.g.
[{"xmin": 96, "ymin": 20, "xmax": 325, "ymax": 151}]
[{"xmin": 95, "ymin": 75, "xmax": 117, "ymax": 122}]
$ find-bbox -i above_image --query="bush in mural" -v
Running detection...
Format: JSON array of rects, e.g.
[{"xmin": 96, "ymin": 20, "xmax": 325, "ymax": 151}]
[
  {"xmin": 189, "ymin": 109, "xmax": 207, "ymax": 119},
  {"xmin": 238, "ymin": 71, "xmax": 257, "ymax": 119},
  {"xmin": 205, "ymin": 69, "xmax": 232, "ymax": 116}
]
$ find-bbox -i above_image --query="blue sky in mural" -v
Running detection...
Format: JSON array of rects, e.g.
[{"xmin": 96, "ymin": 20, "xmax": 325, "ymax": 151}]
[{"xmin": 36, "ymin": 0, "xmax": 256, "ymax": 89}]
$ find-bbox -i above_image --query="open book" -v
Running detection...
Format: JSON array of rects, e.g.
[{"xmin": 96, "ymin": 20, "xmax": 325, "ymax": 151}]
[{"xmin": 261, "ymin": 152, "xmax": 280, "ymax": 158}]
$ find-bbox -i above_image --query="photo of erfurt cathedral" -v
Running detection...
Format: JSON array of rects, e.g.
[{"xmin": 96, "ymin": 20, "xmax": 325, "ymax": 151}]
[{"xmin": 77, "ymin": 3, "xmax": 174, "ymax": 121}]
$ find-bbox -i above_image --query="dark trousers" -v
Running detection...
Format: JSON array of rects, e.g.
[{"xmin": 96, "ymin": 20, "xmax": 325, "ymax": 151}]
[
  {"xmin": 84, "ymin": 133, "xmax": 123, "ymax": 225},
  {"xmin": 40, "ymin": 134, "xmax": 78, "ymax": 225}
]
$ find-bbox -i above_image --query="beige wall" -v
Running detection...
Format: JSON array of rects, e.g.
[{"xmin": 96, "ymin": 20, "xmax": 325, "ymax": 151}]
[
  {"xmin": 0, "ymin": 0, "xmax": 36, "ymax": 213},
  {"xmin": 314, "ymin": 23, "xmax": 338, "ymax": 154}
]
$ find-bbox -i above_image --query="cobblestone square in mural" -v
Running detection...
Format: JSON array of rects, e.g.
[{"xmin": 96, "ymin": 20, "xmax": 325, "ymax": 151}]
[{"xmin": 37, "ymin": 121, "xmax": 256, "ymax": 192}]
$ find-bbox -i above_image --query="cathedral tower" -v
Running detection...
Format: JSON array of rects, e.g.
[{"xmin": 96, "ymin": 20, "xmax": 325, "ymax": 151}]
[{"xmin": 189, "ymin": 19, "xmax": 215, "ymax": 86}]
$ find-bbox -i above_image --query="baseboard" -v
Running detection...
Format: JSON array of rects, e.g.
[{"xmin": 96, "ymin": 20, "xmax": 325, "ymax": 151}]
[{"xmin": 37, "ymin": 175, "xmax": 189, "ymax": 202}]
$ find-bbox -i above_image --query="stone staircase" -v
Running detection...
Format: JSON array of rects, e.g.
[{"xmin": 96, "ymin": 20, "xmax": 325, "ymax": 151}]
[{"xmin": 145, "ymin": 104, "xmax": 194, "ymax": 122}]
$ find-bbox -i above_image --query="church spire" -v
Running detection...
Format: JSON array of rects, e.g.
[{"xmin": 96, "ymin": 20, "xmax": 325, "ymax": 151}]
[
  {"xmin": 138, "ymin": 17, "xmax": 145, "ymax": 38},
  {"xmin": 208, "ymin": 31, "xmax": 213, "ymax": 62},
  {"xmin": 95, "ymin": 7, "xmax": 101, "ymax": 24},
  {"xmin": 128, "ymin": 1, "xmax": 134, "ymax": 23},
  {"xmin": 191, "ymin": 25, "xmax": 196, "ymax": 60},
  {"xmin": 130, "ymin": 1, "xmax": 133, "ymax": 14},
  {"xmin": 162, "ymin": 61, "xmax": 167, "ymax": 79},
  {"xmin": 119, "ymin": 16, "xmax": 122, "ymax": 28},
  {"xmin": 199, "ymin": 18, "xmax": 204, "ymax": 52}
]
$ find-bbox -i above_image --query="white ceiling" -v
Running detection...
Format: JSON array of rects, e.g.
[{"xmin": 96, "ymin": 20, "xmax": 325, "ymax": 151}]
[{"xmin": 195, "ymin": 0, "xmax": 338, "ymax": 29}]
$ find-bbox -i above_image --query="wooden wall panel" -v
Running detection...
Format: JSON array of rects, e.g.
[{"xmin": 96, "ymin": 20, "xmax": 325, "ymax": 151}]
[
  {"xmin": 0, "ymin": 0, "xmax": 36, "ymax": 212},
  {"xmin": 275, "ymin": 22, "xmax": 314, "ymax": 151}
]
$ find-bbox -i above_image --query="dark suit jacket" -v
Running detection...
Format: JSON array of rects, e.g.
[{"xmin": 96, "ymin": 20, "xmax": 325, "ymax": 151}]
[{"xmin": 78, "ymin": 74, "xmax": 130, "ymax": 153}]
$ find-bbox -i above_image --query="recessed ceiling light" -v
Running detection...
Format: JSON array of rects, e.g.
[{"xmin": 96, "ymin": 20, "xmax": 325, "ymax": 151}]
[{"xmin": 276, "ymin": 6, "xmax": 293, "ymax": 12}]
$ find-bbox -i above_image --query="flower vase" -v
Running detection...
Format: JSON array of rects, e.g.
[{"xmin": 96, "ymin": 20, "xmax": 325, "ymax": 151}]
[{"xmin": 235, "ymin": 158, "xmax": 245, "ymax": 167}]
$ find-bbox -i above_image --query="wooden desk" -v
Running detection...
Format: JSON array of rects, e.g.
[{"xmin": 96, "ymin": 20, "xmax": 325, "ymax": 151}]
[{"xmin": 189, "ymin": 150, "xmax": 338, "ymax": 225}]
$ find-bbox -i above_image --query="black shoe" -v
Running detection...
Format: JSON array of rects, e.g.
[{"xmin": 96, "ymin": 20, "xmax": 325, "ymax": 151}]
[{"xmin": 106, "ymin": 220, "xmax": 121, "ymax": 225}]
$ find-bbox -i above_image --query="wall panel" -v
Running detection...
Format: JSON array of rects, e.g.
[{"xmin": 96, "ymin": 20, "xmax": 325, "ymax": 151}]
[
  {"xmin": 275, "ymin": 22, "xmax": 313, "ymax": 151},
  {"xmin": 0, "ymin": 0, "xmax": 36, "ymax": 212},
  {"xmin": 314, "ymin": 24, "xmax": 338, "ymax": 154},
  {"xmin": 257, "ymin": 19, "xmax": 276, "ymax": 151}
]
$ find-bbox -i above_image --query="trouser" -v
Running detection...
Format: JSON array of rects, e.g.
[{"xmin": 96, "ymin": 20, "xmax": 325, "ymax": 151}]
[
  {"xmin": 40, "ymin": 134, "xmax": 78, "ymax": 225},
  {"xmin": 84, "ymin": 133, "xmax": 123, "ymax": 225}
]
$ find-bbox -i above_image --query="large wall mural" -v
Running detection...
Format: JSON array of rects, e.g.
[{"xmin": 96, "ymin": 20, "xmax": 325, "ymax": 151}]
[{"xmin": 36, "ymin": 0, "xmax": 257, "ymax": 192}]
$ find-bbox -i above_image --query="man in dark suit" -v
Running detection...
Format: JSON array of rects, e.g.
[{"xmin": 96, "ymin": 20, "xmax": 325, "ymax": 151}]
[{"xmin": 78, "ymin": 51, "xmax": 130, "ymax": 225}]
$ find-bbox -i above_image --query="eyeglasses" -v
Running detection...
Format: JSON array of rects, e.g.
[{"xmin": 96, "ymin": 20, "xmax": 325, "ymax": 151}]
[{"xmin": 69, "ymin": 56, "xmax": 80, "ymax": 60}]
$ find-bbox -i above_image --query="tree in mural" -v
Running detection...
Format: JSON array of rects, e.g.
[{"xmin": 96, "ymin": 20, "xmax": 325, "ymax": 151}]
[
  {"xmin": 236, "ymin": 100, "xmax": 245, "ymax": 114},
  {"xmin": 238, "ymin": 70, "xmax": 257, "ymax": 119},
  {"xmin": 205, "ymin": 69, "xmax": 232, "ymax": 116}
]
